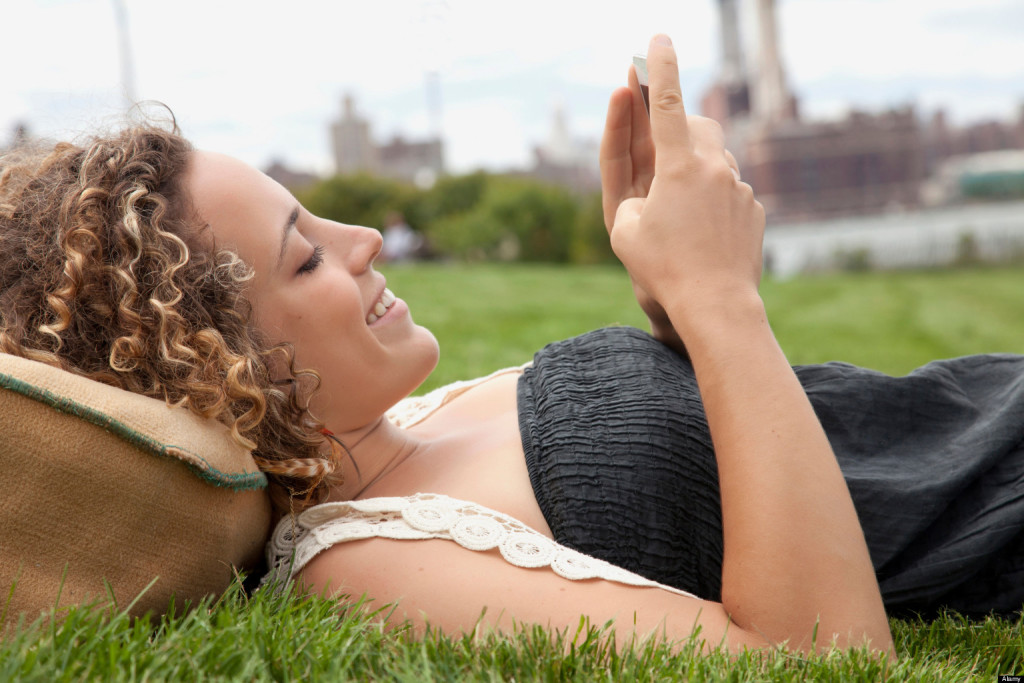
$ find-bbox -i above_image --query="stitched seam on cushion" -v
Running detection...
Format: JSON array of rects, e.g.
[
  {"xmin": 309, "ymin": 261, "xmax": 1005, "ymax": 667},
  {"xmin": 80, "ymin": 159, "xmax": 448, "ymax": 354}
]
[{"xmin": 0, "ymin": 372, "xmax": 267, "ymax": 491}]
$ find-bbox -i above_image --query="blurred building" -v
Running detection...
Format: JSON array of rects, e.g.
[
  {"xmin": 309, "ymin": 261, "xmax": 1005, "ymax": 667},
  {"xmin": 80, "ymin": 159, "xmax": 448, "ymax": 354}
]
[
  {"xmin": 701, "ymin": 0, "xmax": 1024, "ymax": 221},
  {"xmin": 330, "ymin": 94, "xmax": 445, "ymax": 187},
  {"xmin": 0, "ymin": 122, "xmax": 32, "ymax": 155},
  {"xmin": 923, "ymin": 149, "xmax": 1024, "ymax": 205},
  {"xmin": 700, "ymin": 0, "xmax": 750, "ymax": 124},
  {"xmin": 527, "ymin": 104, "xmax": 600, "ymax": 192},
  {"xmin": 920, "ymin": 107, "xmax": 1024, "ymax": 204},
  {"xmin": 263, "ymin": 159, "xmax": 318, "ymax": 193},
  {"xmin": 377, "ymin": 134, "xmax": 444, "ymax": 189},
  {"xmin": 743, "ymin": 108, "xmax": 925, "ymax": 220}
]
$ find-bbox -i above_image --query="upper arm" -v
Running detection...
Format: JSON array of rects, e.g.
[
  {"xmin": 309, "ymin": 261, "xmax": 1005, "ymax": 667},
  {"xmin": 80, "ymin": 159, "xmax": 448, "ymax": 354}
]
[{"xmin": 297, "ymin": 536, "xmax": 768, "ymax": 653}]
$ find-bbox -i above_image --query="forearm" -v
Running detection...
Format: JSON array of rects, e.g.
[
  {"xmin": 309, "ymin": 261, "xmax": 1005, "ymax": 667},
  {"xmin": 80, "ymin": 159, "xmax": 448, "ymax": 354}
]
[
  {"xmin": 602, "ymin": 32, "xmax": 891, "ymax": 653},
  {"xmin": 667, "ymin": 292, "xmax": 892, "ymax": 653}
]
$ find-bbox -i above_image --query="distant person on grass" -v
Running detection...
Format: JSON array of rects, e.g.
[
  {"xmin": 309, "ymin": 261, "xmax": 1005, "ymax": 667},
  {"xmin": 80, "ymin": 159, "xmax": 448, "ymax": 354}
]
[
  {"xmin": 4, "ymin": 35, "xmax": 1024, "ymax": 656},
  {"xmin": 380, "ymin": 211, "xmax": 423, "ymax": 263}
]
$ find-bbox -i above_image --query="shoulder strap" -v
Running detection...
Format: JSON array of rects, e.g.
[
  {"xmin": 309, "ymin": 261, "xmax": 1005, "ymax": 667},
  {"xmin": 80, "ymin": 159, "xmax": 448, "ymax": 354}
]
[
  {"xmin": 385, "ymin": 366, "xmax": 528, "ymax": 428},
  {"xmin": 263, "ymin": 493, "xmax": 695, "ymax": 598}
]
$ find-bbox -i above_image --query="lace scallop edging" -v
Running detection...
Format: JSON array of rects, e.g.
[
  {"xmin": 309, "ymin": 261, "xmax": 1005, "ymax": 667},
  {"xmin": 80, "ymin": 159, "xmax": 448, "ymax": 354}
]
[{"xmin": 262, "ymin": 492, "xmax": 696, "ymax": 599}]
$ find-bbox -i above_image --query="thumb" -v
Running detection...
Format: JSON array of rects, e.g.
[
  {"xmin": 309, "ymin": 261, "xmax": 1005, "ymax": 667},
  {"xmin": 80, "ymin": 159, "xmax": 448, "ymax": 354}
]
[
  {"xmin": 614, "ymin": 197, "xmax": 644, "ymax": 227},
  {"xmin": 610, "ymin": 197, "xmax": 644, "ymax": 257}
]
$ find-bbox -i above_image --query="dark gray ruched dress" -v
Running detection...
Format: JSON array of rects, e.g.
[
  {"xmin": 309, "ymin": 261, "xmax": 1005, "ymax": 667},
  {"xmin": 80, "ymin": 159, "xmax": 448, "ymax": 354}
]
[{"xmin": 517, "ymin": 326, "xmax": 1024, "ymax": 617}]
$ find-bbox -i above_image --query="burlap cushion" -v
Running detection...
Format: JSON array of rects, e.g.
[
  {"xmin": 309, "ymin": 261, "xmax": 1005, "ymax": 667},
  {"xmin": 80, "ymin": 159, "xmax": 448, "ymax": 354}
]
[{"xmin": 0, "ymin": 353, "xmax": 271, "ymax": 627}]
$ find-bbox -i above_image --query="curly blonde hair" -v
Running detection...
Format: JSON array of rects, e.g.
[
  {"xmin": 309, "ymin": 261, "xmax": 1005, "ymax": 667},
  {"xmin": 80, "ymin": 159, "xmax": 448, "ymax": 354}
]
[{"xmin": 0, "ymin": 122, "xmax": 340, "ymax": 511}]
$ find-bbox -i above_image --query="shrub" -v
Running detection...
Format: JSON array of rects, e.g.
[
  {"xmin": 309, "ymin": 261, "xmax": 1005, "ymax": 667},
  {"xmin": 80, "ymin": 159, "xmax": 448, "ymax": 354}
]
[
  {"xmin": 295, "ymin": 174, "xmax": 417, "ymax": 232},
  {"xmin": 295, "ymin": 171, "xmax": 615, "ymax": 263},
  {"xmin": 570, "ymin": 192, "xmax": 617, "ymax": 265},
  {"xmin": 430, "ymin": 177, "xmax": 578, "ymax": 262}
]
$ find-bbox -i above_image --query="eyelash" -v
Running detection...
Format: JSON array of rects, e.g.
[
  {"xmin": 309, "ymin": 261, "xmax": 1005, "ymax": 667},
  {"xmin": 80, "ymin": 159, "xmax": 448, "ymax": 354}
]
[{"xmin": 298, "ymin": 244, "xmax": 324, "ymax": 275}]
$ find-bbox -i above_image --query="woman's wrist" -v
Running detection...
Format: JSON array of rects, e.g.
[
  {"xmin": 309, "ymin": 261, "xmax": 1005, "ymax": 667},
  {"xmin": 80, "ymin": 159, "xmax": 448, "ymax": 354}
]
[{"xmin": 661, "ymin": 287, "xmax": 768, "ymax": 356}]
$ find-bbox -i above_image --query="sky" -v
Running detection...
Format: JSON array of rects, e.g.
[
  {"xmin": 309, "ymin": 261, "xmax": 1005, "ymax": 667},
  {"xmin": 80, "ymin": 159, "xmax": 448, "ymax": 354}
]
[{"xmin": 1, "ymin": 0, "xmax": 1022, "ymax": 175}]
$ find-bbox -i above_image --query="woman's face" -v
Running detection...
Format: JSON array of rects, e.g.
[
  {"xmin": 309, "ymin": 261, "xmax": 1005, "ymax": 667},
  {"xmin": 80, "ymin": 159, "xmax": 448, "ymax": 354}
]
[{"xmin": 185, "ymin": 151, "xmax": 439, "ymax": 431}]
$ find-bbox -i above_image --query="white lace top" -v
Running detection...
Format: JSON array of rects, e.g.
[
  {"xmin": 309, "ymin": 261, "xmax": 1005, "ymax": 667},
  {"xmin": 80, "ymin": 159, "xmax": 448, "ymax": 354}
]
[
  {"xmin": 264, "ymin": 492, "xmax": 696, "ymax": 598},
  {"xmin": 262, "ymin": 369, "xmax": 696, "ymax": 599}
]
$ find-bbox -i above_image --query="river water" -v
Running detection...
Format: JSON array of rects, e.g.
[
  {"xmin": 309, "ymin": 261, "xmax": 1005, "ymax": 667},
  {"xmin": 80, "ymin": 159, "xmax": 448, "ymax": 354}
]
[{"xmin": 763, "ymin": 200, "xmax": 1024, "ymax": 278}]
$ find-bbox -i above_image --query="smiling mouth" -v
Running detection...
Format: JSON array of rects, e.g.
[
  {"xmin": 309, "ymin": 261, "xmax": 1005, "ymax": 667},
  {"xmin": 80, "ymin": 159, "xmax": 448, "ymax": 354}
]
[{"xmin": 366, "ymin": 288, "xmax": 397, "ymax": 324}]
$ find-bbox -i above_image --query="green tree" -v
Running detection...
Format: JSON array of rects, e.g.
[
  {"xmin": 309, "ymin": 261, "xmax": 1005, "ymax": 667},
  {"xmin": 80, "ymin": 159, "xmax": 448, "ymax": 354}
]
[
  {"xmin": 430, "ymin": 177, "xmax": 578, "ymax": 262},
  {"xmin": 295, "ymin": 174, "xmax": 417, "ymax": 232},
  {"xmin": 570, "ymin": 192, "xmax": 617, "ymax": 264},
  {"xmin": 296, "ymin": 171, "xmax": 616, "ymax": 263}
]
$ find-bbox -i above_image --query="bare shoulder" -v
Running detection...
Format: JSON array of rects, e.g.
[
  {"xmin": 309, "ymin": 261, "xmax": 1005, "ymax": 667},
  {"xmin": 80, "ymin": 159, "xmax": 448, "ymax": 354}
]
[
  {"xmin": 408, "ymin": 370, "xmax": 522, "ymax": 435},
  {"xmin": 389, "ymin": 366, "xmax": 524, "ymax": 431},
  {"xmin": 296, "ymin": 535, "xmax": 765, "ymax": 652}
]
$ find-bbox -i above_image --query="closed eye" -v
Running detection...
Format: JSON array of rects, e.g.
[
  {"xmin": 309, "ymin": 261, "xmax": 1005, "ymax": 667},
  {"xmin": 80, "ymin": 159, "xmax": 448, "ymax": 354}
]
[{"xmin": 298, "ymin": 244, "xmax": 324, "ymax": 275}]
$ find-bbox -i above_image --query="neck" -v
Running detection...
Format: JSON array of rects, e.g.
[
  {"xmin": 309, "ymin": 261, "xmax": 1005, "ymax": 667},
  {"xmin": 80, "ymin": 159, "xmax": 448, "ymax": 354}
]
[{"xmin": 326, "ymin": 414, "xmax": 425, "ymax": 501}]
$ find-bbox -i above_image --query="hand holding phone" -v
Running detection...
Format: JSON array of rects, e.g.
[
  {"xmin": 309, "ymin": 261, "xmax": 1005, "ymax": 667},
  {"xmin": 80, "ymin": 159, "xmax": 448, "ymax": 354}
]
[{"xmin": 614, "ymin": 36, "xmax": 765, "ymax": 317}]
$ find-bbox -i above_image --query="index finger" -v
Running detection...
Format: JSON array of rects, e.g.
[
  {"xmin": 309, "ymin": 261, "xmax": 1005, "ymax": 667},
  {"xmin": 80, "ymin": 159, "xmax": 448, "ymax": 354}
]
[
  {"xmin": 645, "ymin": 34, "xmax": 691, "ymax": 166},
  {"xmin": 599, "ymin": 86, "xmax": 634, "ymax": 232}
]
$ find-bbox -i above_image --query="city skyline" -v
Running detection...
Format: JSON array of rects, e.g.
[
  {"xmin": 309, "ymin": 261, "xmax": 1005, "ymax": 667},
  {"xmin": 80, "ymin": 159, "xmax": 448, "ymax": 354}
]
[{"xmin": 2, "ymin": 0, "xmax": 1022, "ymax": 175}]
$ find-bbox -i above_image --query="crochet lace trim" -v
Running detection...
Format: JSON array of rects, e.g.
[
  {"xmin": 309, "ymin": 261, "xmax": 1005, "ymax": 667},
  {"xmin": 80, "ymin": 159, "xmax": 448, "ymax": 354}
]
[
  {"xmin": 385, "ymin": 365, "xmax": 527, "ymax": 428},
  {"xmin": 263, "ymin": 492, "xmax": 696, "ymax": 598}
]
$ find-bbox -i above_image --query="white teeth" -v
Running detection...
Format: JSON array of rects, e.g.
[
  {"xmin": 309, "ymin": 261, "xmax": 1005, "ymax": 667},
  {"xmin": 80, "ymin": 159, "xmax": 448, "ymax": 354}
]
[{"xmin": 366, "ymin": 288, "xmax": 397, "ymax": 325}]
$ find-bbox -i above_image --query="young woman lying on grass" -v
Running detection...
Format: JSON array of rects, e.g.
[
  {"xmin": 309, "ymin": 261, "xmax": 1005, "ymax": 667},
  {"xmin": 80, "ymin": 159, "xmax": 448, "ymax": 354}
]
[{"xmin": 4, "ymin": 34, "xmax": 1023, "ymax": 655}]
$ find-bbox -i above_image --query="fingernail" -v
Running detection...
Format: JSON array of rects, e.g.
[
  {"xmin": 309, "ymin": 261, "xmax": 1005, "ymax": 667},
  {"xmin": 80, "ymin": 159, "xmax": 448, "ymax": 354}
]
[{"xmin": 654, "ymin": 34, "xmax": 672, "ymax": 47}]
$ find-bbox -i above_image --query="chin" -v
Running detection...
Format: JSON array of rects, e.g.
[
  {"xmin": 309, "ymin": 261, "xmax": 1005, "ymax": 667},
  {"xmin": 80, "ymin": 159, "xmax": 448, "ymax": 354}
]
[{"xmin": 407, "ymin": 326, "xmax": 441, "ymax": 392}]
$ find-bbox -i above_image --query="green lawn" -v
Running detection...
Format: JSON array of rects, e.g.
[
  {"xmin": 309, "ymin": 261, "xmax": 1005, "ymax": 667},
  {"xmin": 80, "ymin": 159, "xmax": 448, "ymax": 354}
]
[
  {"xmin": 387, "ymin": 262, "xmax": 1024, "ymax": 392},
  {"xmin": 5, "ymin": 263, "xmax": 1024, "ymax": 680}
]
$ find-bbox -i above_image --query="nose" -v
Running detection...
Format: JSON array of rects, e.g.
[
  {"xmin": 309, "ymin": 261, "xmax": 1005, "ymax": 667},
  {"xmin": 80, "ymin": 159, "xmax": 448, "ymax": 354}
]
[{"xmin": 353, "ymin": 225, "xmax": 383, "ymax": 273}]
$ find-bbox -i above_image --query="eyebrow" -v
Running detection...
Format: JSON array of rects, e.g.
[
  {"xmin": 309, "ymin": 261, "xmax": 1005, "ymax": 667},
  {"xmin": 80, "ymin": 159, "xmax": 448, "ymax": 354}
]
[{"xmin": 276, "ymin": 206, "xmax": 300, "ymax": 270}]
